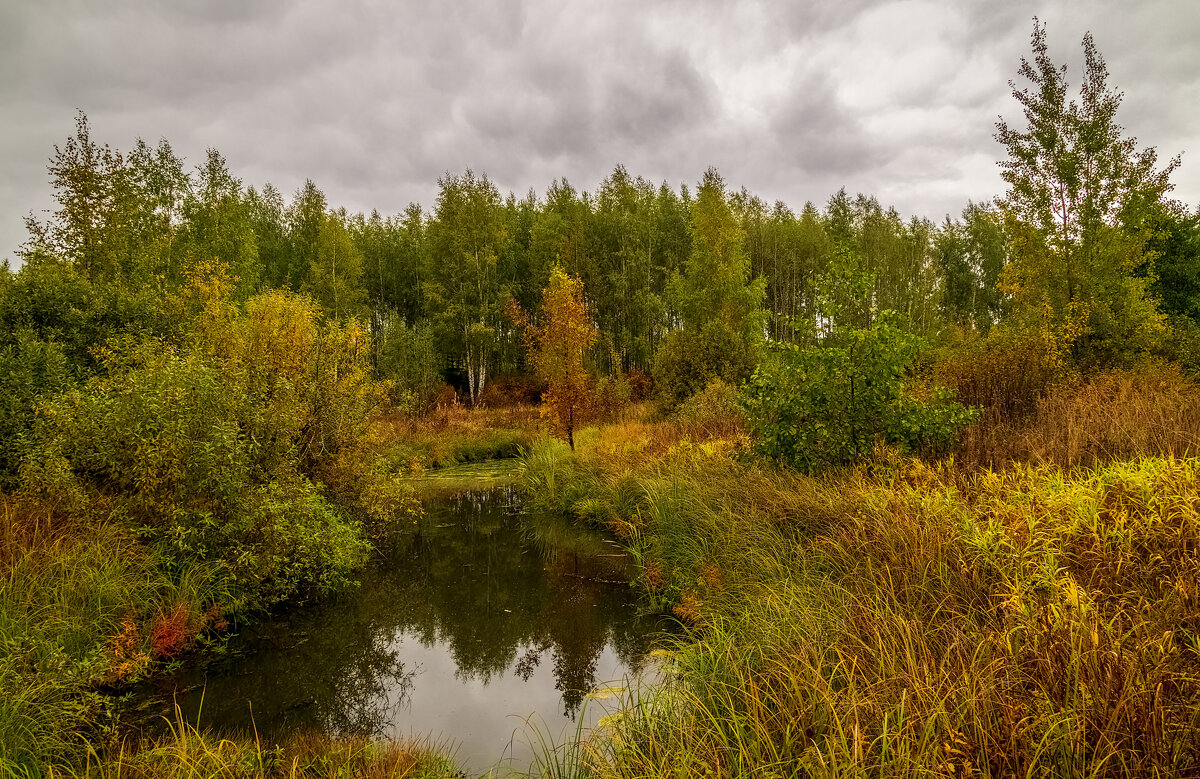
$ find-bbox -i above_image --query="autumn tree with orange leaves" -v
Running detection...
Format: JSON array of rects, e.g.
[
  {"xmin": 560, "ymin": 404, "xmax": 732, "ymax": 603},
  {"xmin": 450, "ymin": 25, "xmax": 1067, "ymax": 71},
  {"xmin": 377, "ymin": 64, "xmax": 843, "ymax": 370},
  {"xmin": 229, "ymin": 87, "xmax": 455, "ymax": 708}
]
[{"xmin": 510, "ymin": 265, "xmax": 597, "ymax": 450}]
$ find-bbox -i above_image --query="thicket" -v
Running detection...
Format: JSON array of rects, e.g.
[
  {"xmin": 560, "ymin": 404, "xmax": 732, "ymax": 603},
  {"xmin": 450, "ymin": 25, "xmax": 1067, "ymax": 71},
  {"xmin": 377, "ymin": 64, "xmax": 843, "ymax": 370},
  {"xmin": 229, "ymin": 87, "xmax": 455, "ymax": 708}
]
[{"xmin": 0, "ymin": 258, "xmax": 417, "ymax": 773}]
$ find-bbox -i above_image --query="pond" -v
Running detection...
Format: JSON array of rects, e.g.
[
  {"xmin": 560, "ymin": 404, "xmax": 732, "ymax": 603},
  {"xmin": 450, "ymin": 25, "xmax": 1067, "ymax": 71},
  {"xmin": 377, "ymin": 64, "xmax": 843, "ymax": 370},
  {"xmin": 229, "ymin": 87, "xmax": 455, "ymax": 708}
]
[{"xmin": 137, "ymin": 484, "xmax": 669, "ymax": 776}]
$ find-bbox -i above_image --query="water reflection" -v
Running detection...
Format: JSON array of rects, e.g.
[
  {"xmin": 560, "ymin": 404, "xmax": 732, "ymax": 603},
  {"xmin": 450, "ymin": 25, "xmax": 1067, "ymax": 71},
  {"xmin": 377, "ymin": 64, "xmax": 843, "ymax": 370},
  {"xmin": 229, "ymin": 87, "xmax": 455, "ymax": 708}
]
[{"xmin": 146, "ymin": 487, "xmax": 664, "ymax": 769}]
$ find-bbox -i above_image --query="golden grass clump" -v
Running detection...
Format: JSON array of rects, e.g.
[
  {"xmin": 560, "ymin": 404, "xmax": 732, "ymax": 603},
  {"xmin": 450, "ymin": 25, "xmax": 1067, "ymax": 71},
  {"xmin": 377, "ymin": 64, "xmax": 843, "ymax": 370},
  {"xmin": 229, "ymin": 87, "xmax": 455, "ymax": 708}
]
[{"xmin": 77, "ymin": 714, "xmax": 459, "ymax": 778}]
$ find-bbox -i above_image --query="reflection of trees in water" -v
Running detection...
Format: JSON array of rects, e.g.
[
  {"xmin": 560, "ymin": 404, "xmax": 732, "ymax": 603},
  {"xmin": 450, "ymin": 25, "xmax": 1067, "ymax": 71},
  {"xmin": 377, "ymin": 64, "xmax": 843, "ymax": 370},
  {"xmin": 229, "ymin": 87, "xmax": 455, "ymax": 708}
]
[
  {"xmin": 154, "ymin": 488, "xmax": 662, "ymax": 733},
  {"xmin": 315, "ymin": 632, "xmax": 415, "ymax": 736},
  {"xmin": 154, "ymin": 598, "xmax": 415, "ymax": 739},
  {"xmin": 399, "ymin": 491, "xmax": 658, "ymax": 717},
  {"xmin": 408, "ymin": 491, "xmax": 668, "ymax": 713}
]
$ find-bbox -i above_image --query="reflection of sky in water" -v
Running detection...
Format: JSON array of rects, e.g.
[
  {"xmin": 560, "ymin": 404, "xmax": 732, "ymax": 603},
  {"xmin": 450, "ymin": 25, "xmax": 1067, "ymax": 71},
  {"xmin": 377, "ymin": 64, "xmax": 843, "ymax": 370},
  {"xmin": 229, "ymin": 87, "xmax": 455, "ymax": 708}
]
[
  {"xmin": 141, "ymin": 488, "xmax": 667, "ymax": 777},
  {"xmin": 386, "ymin": 637, "xmax": 638, "ymax": 774}
]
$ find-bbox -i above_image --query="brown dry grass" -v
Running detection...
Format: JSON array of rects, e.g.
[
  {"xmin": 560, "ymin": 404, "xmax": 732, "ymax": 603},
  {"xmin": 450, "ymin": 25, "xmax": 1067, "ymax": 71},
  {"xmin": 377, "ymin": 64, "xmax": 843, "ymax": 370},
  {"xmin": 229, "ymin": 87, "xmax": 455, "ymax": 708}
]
[
  {"xmin": 960, "ymin": 360, "xmax": 1200, "ymax": 469},
  {"xmin": 374, "ymin": 400, "xmax": 542, "ymax": 439}
]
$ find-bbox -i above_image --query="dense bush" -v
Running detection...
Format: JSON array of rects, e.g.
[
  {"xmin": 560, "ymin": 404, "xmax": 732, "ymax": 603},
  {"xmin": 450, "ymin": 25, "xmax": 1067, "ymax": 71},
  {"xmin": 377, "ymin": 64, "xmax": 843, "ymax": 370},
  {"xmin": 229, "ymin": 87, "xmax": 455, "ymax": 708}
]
[
  {"xmin": 18, "ymin": 290, "xmax": 405, "ymax": 610},
  {"xmin": 652, "ymin": 321, "xmax": 757, "ymax": 412},
  {"xmin": 1164, "ymin": 315, "xmax": 1200, "ymax": 377},
  {"xmin": 674, "ymin": 378, "xmax": 745, "ymax": 439},
  {"xmin": 741, "ymin": 315, "xmax": 977, "ymax": 472},
  {"xmin": 0, "ymin": 333, "xmax": 72, "ymax": 489}
]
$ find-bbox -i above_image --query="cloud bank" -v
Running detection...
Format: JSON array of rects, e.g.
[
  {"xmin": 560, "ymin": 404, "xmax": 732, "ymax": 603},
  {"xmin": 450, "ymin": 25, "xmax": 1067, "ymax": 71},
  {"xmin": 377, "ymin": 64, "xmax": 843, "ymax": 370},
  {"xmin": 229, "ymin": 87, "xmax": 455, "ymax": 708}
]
[{"xmin": 1, "ymin": 0, "xmax": 1196, "ymax": 261}]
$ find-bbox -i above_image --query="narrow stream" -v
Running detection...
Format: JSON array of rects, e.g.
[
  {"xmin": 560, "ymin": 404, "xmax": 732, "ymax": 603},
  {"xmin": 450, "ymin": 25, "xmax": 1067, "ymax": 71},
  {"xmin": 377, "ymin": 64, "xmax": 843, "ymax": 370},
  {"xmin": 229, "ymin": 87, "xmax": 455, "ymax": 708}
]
[{"xmin": 138, "ymin": 485, "xmax": 668, "ymax": 775}]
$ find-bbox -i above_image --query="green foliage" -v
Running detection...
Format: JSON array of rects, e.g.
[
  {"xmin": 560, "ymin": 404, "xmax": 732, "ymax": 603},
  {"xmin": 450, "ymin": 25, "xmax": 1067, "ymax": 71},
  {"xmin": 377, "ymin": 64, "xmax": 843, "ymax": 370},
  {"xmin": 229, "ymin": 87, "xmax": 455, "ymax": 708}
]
[
  {"xmin": 282, "ymin": 179, "xmax": 327, "ymax": 291},
  {"xmin": 17, "ymin": 290, "xmax": 397, "ymax": 610},
  {"xmin": 302, "ymin": 209, "xmax": 370, "ymax": 321},
  {"xmin": 742, "ymin": 319, "xmax": 973, "ymax": 471},
  {"xmin": 0, "ymin": 333, "xmax": 72, "ymax": 489},
  {"xmin": 653, "ymin": 321, "xmax": 759, "ymax": 412},
  {"xmin": 176, "ymin": 148, "xmax": 261, "ymax": 300},
  {"xmin": 585, "ymin": 165, "xmax": 681, "ymax": 373},
  {"xmin": 733, "ymin": 194, "xmax": 828, "ymax": 345},
  {"xmin": 1165, "ymin": 316, "xmax": 1200, "ymax": 377},
  {"xmin": 424, "ymin": 170, "xmax": 510, "ymax": 404},
  {"xmin": 22, "ymin": 112, "xmax": 132, "ymax": 280},
  {"xmin": 19, "ymin": 347, "xmax": 361, "ymax": 609},
  {"xmin": 0, "ymin": 251, "xmax": 161, "ymax": 372},
  {"xmin": 934, "ymin": 202, "xmax": 1008, "ymax": 333},
  {"xmin": 886, "ymin": 386, "xmax": 981, "ymax": 456},
  {"xmin": 1144, "ymin": 201, "xmax": 1200, "ymax": 324},
  {"xmin": 348, "ymin": 203, "xmax": 426, "ymax": 333},
  {"xmin": 377, "ymin": 319, "xmax": 443, "ymax": 410}
]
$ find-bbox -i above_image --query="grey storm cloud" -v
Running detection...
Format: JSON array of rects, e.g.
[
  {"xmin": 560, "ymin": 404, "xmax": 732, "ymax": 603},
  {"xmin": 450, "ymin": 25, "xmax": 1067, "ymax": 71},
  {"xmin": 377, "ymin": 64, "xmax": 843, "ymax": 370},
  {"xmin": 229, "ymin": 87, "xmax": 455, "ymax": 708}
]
[
  {"xmin": 767, "ymin": 74, "xmax": 884, "ymax": 178},
  {"xmin": 1, "ymin": 0, "xmax": 1198, "ymax": 263}
]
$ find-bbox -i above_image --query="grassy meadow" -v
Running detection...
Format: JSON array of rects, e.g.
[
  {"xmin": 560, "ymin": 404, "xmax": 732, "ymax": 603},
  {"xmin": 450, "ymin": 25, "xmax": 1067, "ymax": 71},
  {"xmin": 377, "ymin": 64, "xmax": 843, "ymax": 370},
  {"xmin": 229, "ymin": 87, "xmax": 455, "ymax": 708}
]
[{"xmin": 4, "ymin": 346, "xmax": 1200, "ymax": 778}]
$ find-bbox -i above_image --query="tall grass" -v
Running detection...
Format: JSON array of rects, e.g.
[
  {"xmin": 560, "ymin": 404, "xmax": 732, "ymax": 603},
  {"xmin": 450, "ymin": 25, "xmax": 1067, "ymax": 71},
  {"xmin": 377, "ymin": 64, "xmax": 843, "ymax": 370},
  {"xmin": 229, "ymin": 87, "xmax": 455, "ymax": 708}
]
[
  {"xmin": 954, "ymin": 358, "xmax": 1200, "ymax": 469},
  {"xmin": 521, "ymin": 420, "xmax": 1200, "ymax": 777},
  {"xmin": 62, "ymin": 708, "xmax": 459, "ymax": 778}
]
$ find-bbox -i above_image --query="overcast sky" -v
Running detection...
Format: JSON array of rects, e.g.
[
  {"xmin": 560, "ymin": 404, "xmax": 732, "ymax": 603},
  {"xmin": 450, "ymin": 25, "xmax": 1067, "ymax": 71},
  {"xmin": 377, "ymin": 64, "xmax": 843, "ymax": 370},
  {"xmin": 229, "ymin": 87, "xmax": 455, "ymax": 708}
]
[{"xmin": 2, "ymin": 0, "xmax": 1197, "ymax": 265}]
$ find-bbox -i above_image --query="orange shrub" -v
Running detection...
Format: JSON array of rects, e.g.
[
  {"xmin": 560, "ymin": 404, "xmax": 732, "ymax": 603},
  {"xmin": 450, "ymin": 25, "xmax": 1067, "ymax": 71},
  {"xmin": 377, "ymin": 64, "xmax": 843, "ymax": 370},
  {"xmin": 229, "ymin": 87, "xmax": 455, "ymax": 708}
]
[{"xmin": 149, "ymin": 603, "xmax": 193, "ymax": 660}]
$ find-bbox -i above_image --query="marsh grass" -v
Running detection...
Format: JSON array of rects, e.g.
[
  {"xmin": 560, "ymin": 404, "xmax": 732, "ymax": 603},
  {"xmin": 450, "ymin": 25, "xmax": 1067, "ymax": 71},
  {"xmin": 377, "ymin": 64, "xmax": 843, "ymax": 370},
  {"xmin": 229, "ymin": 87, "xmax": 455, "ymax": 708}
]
[
  {"xmin": 520, "ymin": 411, "xmax": 1200, "ymax": 777},
  {"xmin": 958, "ymin": 359, "xmax": 1200, "ymax": 469}
]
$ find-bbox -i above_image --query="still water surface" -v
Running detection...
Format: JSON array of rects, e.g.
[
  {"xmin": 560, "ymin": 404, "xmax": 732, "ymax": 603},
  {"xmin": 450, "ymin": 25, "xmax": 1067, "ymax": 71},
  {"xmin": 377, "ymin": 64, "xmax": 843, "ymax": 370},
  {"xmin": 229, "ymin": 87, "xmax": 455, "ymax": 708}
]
[{"xmin": 145, "ymin": 486, "xmax": 667, "ymax": 775}]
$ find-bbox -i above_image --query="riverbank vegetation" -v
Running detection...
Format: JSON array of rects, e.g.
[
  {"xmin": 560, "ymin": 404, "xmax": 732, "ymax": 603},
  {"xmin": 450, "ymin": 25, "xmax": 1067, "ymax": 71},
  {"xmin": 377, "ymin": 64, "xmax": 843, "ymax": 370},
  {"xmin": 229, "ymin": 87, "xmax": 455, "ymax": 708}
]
[
  {"xmin": 520, "ymin": 363, "xmax": 1200, "ymax": 776},
  {"xmin": 1, "ymin": 19, "xmax": 1199, "ymax": 777}
]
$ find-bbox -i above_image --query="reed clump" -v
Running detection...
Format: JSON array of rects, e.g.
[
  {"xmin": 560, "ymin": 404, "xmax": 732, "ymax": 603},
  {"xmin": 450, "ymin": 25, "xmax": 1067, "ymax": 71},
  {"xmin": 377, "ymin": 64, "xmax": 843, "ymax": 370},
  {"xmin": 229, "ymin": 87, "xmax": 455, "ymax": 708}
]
[{"xmin": 66, "ymin": 714, "xmax": 458, "ymax": 778}]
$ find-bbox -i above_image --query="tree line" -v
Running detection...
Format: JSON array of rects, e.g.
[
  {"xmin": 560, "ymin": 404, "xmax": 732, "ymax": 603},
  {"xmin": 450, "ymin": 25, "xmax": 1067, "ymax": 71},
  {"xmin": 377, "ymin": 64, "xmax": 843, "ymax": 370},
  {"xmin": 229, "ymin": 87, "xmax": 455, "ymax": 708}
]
[{"xmin": 6, "ymin": 21, "xmax": 1200, "ymax": 436}]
